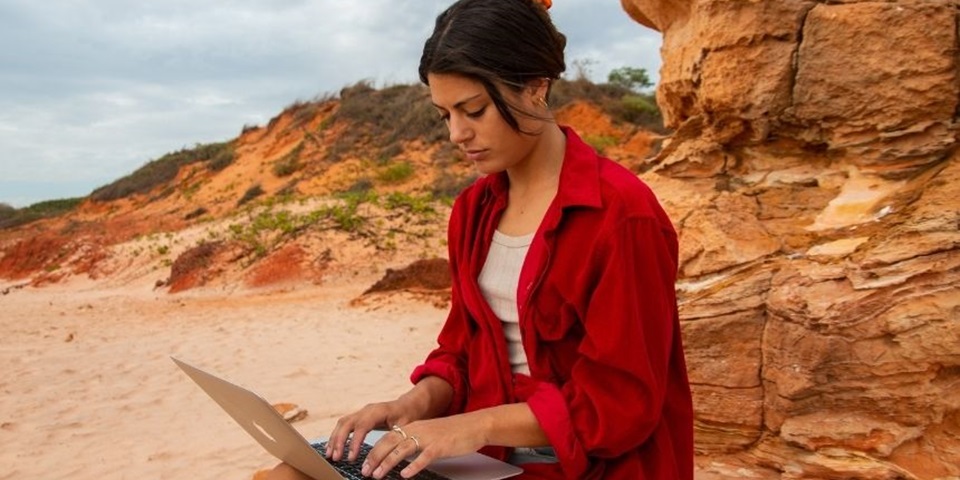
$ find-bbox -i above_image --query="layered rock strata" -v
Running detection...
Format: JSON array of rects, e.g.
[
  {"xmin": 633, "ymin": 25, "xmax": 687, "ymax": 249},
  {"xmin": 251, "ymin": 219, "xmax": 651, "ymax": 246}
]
[{"xmin": 621, "ymin": 0, "xmax": 960, "ymax": 478}]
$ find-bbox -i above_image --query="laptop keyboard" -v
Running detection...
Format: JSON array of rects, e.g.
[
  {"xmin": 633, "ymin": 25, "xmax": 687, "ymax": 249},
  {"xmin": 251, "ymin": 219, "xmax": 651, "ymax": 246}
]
[{"xmin": 311, "ymin": 441, "xmax": 451, "ymax": 480}]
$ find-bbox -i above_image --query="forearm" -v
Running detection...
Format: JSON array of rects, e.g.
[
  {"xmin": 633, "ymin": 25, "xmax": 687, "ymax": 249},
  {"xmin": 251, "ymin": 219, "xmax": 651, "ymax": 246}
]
[
  {"xmin": 397, "ymin": 375, "xmax": 454, "ymax": 421},
  {"xmin": 461, "ymin": 402, "xmax": 549, "ymax": 448}
]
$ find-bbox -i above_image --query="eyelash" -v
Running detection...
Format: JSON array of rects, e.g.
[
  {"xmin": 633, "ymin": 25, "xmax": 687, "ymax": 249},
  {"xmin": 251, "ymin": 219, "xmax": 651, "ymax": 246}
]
[{"xmin": 439, "ymin": 106, "xmax": 486, "ymax": 122}]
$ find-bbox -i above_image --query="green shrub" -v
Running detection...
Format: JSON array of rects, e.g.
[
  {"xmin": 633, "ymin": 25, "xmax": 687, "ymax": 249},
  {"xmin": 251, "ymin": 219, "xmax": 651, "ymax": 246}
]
[
  {"xmin": 378, "ymin": 142, "xmax": 404, "ymax": 164},
  {"xmin": 273, "ymin": 143, "xmax": 304, "ymax": 177},
  {"xmin": 332, "ymin": 81, "xmax": 446, "ymax": 154},
  {"xmin": 206, "ymin": 145, "xmax": 235, "ymax": 172},
  {"xmin": 610, "ymin": 94, "xmax": 663, "ymax": 131},
  {"xmin": 607, "ymin": 66, "xmax": 653, "ymax": 93},
  {"xmin": 345, "ymin": 178, "xmax": 375, "ymax": 194},
  {"xmin": 91, "ymin": 141, "xmax": 233, "ymax": 202},
  {"xmin": 282, "ymin": 94, "xmax": 335, "ymax": 130},
  {"xmin": 237, "ymin": 184, "xmax": 265, "ymax": 206},
  {"xmin": 377, "ymin": 161, "xmax": 415, "ymax": 184},
  {"xmin": 181, "ymin": 181, "xmax": 202, "ymax": 200},
  {"xmin": 550, "ymin": 75, "xmax": 665, "ymax": 132},
  {"xmin": 336, "ymin": 188, "xmax": 379, "ymax": 208},
  {"xmin": 583, "ymin": 135, "xmax": 619, "ymax": 154},
  {"xmin": 0, "ymin": 197, "xmax": 84, "ymax": 230},
  {"xmin": 326, "ymin": 203, "xmax": 366, "ymax": 232},
  {"xmin": 275, "ymin": 180, "xmax": 300, "ymax": 198},
  {"xmin": 184, "ymin": 207, "xmax": 208, "ymax": 221},
  {"xmin": 431, "ymin": 172, "xmax": 477, "ymax": 200},
  {"xmin": 383, "ymin": 192, "xmax": 436, "ymax": 215},
  {"xmin": 228, "ymin": 197, "xmax": 373, "ymax": 259},
  {"xmin": 0, "ymin": 203, "xmax": 14, "ymax": 220},
  {"xmin": 22, "ymin": 197, "xmax": 84, "ymax": 217}
]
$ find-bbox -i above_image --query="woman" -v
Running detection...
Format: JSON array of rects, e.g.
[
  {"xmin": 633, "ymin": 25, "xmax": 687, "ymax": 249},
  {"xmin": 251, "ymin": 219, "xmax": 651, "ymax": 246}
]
[{"xmin": 270, "ymin": 0, "xmax": 693, "ymax": 478}]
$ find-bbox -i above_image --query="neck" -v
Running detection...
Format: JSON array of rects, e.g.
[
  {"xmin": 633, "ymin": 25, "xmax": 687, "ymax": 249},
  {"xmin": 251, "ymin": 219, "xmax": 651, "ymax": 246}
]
[{"xmin": 506, "ymin": 123, "xmax": 565, "ymax": 197}]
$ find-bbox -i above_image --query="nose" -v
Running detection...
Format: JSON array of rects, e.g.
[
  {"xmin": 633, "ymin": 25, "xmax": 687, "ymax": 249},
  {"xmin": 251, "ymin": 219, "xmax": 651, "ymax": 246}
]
[{"xmin": 447, "ymin": 115, "xmax": 473, "ymax": 145}]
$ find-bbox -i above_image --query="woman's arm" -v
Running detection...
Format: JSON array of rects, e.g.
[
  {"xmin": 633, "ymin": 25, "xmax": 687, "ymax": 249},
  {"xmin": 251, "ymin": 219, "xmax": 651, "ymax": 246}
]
[
  {"xmin": 261, "ymin": 376, "xmax": 456, "ymax": 480},
  {"xmin": 398, "ymin": 375, "xmax": 456, "ymax": 422},
  {"xmin": 360, "ymin": 401, "xmax": 548, "ymax": 479},
  {"xmin": 325, "ymin": 375, "xmax": 454, "ymax": 462},
  {"xmin": 473, "ymin": 402, "xmax": 549, "ymax": 447},
  {"xmin": 524, "ymin": 215, "xmax": 686, "ymax": 478}
]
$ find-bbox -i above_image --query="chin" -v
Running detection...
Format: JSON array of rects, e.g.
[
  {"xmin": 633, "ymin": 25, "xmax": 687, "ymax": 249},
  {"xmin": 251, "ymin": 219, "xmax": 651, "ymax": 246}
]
[{"xmin": 473, "ymin": 162, "xmax": 506, "ymax": 176}]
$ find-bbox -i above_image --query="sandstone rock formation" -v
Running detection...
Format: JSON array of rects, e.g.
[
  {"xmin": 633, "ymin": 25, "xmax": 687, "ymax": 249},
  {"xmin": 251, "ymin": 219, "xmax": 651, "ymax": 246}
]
[
  {"xmin": 272, "ymin": 403, "xmax": 308, "ymax": 423},
  {"xmin": 621, "ymin": 0, "xmax": 960, "ymax": 478}
]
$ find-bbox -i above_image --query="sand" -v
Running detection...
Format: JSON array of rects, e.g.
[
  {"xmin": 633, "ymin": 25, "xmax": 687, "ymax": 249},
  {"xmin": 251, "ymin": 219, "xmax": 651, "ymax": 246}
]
[{"xmin": 0, "ymin": 275, "xmax": 446, "ymax": 480}]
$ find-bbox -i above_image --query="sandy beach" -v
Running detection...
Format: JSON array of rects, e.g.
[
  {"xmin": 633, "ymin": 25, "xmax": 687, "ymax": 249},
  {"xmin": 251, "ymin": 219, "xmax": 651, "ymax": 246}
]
[{"xmin": 0, "ymin": 274, "xmax": 447, "ymax": 480}]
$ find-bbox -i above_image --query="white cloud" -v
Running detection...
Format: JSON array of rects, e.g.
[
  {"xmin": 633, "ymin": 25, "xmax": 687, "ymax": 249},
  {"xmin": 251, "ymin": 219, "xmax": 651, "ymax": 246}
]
[{"xmin": 0, "ymin": 0, "xmax": 661, "ymax": 207}]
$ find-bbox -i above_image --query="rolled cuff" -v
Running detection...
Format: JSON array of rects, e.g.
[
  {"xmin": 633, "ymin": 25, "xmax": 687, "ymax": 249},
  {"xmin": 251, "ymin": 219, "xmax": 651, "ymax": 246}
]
[{"xmin": 524, "ymin": 380, "xmax": 590, "ymax": 478}]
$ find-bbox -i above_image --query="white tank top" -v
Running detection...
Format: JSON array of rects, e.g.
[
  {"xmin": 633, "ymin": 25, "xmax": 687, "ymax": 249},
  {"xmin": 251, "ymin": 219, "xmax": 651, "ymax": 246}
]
[{"xmin": 478, "ymin": 230, "xmax": 534, "ymax": 375}]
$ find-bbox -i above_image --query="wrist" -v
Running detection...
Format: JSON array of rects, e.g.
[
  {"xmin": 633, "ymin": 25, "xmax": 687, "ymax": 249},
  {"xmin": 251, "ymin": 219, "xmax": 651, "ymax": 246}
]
[
  {"xmin": 395, "ymin": 388, "xmax": 431, "ymax": 422},
  {"xmin": 473, "ymin": 409, "xmax": 496, "ymax": 446},
  {"xmin": 397, "ymin": 376, "xmax": 453, "ymax": 421}
]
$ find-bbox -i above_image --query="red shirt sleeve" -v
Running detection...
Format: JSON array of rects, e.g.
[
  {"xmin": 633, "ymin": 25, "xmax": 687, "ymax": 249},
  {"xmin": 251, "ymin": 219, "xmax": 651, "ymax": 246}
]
[
  {"xmin": 523, "ymin": 216, "xmax": 681, "ymax": 478},
  {"xmin": 409, "ymin": 197, "xmax": 471, "ymax": 416},
  {"xmin": 409, "ymin": 284, "xmax": 471, "ymax": 415}
]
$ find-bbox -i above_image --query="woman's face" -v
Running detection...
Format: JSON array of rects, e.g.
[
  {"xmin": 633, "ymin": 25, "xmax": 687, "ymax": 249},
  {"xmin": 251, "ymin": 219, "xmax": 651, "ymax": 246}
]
[{"xmin": 428, "ymin": 73, "xmax": 540, "ymax": 176}]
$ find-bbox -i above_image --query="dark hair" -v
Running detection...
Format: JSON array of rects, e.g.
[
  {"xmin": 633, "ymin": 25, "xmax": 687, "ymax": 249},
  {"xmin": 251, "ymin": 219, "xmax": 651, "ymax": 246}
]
[{"xmin": 419, "ymin": 0, "xmax": 567, "ymax": 132}]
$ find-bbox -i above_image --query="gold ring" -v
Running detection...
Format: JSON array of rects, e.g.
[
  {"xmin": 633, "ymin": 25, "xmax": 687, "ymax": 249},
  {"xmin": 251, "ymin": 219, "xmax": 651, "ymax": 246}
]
[
  {"xmin": 391, "ymin": 424, "xmax": 407, "ymax": 440},
  {"xmin": 409, "ymin": 435, "xmax": 421, "ymax": 454}
]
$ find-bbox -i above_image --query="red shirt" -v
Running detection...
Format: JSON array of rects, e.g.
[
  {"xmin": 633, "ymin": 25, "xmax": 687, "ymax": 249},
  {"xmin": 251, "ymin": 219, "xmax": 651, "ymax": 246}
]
[{"xmin": 411, "ymin": 127, "xmax": 693, "ymax": 479}]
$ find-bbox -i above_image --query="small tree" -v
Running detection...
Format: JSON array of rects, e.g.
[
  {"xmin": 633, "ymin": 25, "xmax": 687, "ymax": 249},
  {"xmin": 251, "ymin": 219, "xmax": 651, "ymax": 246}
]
[
  {"xmin": 0, "ymin": 203, "xmax": 15, "ymax": 221},
  {"xmin": 570, "ymin": 58, "xmax": 597, "ymax": 82},
  {"xmin": 607, "ymin": 66, "xmax": 653, "ymax": 93}
]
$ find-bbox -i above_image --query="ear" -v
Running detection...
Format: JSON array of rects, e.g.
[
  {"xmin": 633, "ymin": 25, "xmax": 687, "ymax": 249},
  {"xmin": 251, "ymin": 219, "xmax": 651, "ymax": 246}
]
[{"xmin": 524, "ymin": 78, "xmax": 552, "ymax": 105}]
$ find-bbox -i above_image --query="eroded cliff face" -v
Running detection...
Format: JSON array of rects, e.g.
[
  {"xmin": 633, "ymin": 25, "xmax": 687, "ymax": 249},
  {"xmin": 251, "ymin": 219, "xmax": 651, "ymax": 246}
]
[{"xmin": 622, "ymin": 0, "xmax": 960, "ymax": 478}]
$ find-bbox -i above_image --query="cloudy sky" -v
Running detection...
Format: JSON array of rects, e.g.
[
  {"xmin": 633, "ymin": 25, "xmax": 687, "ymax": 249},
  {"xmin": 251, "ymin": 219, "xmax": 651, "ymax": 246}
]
[{"xmin": 0, "ymin": 0, "xmax": 662, "ymax": 208}]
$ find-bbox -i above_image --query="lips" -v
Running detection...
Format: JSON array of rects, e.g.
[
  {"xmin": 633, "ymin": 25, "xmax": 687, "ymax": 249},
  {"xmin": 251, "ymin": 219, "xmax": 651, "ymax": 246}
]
[{"xmin": 463, "ymin": 149, "xmax": 488, "ymax": 162}]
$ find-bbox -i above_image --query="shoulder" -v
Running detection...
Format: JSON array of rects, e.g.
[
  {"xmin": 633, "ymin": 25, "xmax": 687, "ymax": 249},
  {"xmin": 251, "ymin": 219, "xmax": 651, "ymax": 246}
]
[
  {"xmin": 596, "ymin": 159, "xmax": 663, "ymax": 218},
  {"xmin": 589, "ymin": 160, "xmax": 679, "ymax": 263},
  {"xmin": 571, "ymin": 145, "xmax": 669, "ymax": 230},
  {"xmin": 558, "ymin": 127, "xmax": 675, "ymax": 240},
  {"xmin": 560, "ymin": 127, "xmax": 661, "ymax": 215}
]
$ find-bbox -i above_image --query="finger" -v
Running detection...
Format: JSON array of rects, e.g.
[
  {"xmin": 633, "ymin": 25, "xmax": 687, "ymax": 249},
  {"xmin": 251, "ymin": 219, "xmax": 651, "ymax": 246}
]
[
  {"xmin": 325, "ymin": 419, "xmax": 340, "ymax": 457},
  {"xmin": 400, "ymin": 449, "xmax": 433, "ymax": 479},
  {"xmin": 347, "ymin": 424, "xmax": 374, "ymax": 462},
  {"xmin": 370, "ymin": 442, "xmax": 411, "ymax": 480},
  {"xmin": 361, "ymin": 436, "xmax": 390, "ymax": 477},
  {"xmin": 363, "ymin": 434, "xmax": 407, "ymax": 479},
  {"xmin": 327, "ymin": 416, "xmax": 356, "ymax": 461}
]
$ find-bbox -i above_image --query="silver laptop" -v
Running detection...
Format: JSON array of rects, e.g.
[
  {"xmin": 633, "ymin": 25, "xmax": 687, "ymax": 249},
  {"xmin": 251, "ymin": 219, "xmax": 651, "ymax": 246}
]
[{"xmin": 172, "ymin": 357, "xmax": 523, "ymax": 480}]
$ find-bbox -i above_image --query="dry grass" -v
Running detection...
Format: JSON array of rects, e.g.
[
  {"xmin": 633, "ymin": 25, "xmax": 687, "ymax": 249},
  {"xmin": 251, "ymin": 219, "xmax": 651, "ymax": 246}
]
[{"xmin": 90, "ymin": 141, "xmax": 235, "ymax": 202}]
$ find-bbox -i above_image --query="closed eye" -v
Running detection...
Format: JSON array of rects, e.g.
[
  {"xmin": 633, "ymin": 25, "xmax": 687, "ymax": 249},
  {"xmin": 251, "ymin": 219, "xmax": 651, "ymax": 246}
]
[{"xmin": 466, "ymin": 107, "xmax": 486, "ymax": 119}]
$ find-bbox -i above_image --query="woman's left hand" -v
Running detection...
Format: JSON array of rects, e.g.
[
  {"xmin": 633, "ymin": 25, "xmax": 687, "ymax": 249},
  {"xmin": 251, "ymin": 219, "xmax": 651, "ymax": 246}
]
[{"xmin": 361, "ymin": 414, "xmax": 487, "ymax": 479}]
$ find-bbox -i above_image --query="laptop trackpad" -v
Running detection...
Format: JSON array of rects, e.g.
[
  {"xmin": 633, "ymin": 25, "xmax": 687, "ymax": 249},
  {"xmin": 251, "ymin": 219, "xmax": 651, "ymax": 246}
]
[{"xmin": 427, "ymin": 454, "xmax": 525, "ymax": 480}]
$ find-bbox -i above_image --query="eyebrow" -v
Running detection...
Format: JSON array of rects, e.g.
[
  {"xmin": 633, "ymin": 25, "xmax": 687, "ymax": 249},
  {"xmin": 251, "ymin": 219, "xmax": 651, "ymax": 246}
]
[{"xmin": 432, "ymin": 93, "xmax": 483, "ymax": 110}]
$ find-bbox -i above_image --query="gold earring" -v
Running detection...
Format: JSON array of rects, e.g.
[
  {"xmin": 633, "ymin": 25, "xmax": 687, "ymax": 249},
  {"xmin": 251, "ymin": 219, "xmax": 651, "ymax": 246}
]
[{"xmin": 538, "ymin": 97, "xmax": 548, "ymax": 108}]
